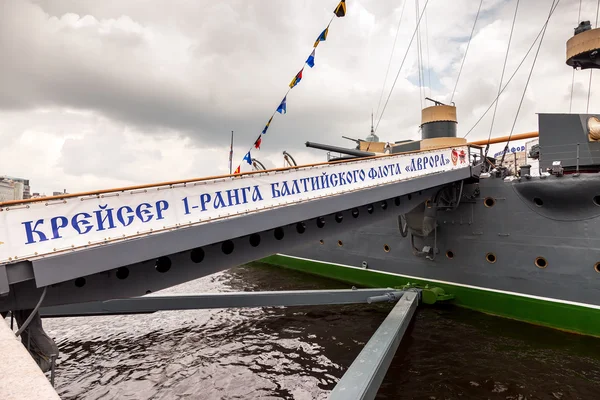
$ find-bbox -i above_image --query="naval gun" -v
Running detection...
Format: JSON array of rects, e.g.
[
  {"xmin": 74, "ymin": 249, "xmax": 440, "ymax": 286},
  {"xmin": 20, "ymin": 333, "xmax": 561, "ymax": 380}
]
[
  {"xmin": 341, "ymin": 136, "xmax": 366, "ymax": 150},
  {"xmin": 305, "ymin": 141, "xmax": 376, "ymax": 159}
]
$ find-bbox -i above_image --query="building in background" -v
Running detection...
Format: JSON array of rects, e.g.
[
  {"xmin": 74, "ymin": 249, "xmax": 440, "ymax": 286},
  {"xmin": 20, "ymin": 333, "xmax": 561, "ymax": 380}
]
[
  {"xmin": 1, "ymin": 175, "xmax": 30, "ymax": 199},
  {"xmin": 0, "ymin": 179, "xmax": 14, "ymax": 202},
  {"xmin": 52, "ymin": 190, "xmax": 69, "ymax": 196}
]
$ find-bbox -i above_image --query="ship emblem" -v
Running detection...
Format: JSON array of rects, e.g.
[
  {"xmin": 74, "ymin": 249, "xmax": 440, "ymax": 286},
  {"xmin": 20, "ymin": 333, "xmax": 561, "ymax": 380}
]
[
  {"xmin": 451, "ymin": 149, "xmax": 458, "ymax": 166},
  {"xmin": 459, "ymin": 149, "xmax": 466, "ymax": 164}
]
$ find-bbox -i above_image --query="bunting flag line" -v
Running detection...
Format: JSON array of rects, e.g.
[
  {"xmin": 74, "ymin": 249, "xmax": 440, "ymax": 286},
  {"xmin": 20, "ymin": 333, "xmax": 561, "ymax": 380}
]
[
  {"xmin": 306, "ymin": 49, "xmax": 315, "ymax": 68},
  {"xmin": 233, "ymin": 1, "xmax": 346, "ymax": 174},
  {"xmin": 289, "ymin": 68, "xmax": 304, "ymax": 89},
  {"xmin": 261, "ymin": 116, "xmax": 273, "ymax": 134},
  {"xmin": 314, "ymin": 26, "xmax": 329, "ymax": 48},
  {"xmin": 276, "ymin": 96, "xmax": 287, "ymax": 114},
  {"xmin": 243, "ymin": 151, "xmax": 252, "ymax": 165},
  {"xmin": 334, "ymin": 0, "xmax": 346, "ymax": 17}
]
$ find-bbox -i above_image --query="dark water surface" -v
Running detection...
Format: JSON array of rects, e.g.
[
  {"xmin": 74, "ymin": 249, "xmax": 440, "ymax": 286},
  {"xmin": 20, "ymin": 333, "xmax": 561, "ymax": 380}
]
[{"xmin": 41, "ymin": 263, "xmax": 600, "ymax": 399}]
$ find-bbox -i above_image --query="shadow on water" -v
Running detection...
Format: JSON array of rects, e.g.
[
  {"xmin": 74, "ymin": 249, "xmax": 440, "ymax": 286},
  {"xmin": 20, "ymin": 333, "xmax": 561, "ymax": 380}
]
[{"xmin": 42, "ymin": 263, "xmax": 600, "ymax": 399}]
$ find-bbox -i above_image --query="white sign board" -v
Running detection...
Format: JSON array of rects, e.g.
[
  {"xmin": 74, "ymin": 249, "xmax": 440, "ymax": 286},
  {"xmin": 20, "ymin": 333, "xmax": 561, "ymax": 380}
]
[{"xmin": 0, "ymin": 146, "xmax": 471, "ymax": 263}]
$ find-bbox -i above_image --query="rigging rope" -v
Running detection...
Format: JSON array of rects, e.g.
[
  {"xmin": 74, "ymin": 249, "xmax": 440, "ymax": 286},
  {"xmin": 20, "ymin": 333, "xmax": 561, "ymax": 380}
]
[
  {"xmin": 425, "ymin": 8, "xmax": 432, "ymax": 98},
  {"xmin": 484, "ymin": 0, "xmax": 520, "ymax": 159},
  {"xmin": 570, "ymin": 0, "xmax": 583, "ymax": 113},
  {"xmin": 587, "ymin": 0, "xmax": 600, "ymax": 113},
  {"xmin": 416, "ymin": 0, "xmax": 424, "ymax": 110},
  {"xmin": 450, "ymin": 0, "xmax": 484, "ymax": 103},
  {"xmin": 500, "ymin": 0, "xmax": 558, "ymax": 167},
  {"xmin": 375, "ymin": 0, "xmax": 430, "ymax": 132},
  {"xmin": 374, "ymin": 0, "xmax": 408, "ymax": 123},
  {"xmin": 462, "ymin": 0, "xmax": 561, "ymax": 139}
]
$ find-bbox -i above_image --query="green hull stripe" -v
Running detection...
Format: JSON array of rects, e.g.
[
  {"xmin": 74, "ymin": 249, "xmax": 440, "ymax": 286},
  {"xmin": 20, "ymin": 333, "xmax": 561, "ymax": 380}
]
[{"xmin": 259, "ymin": 254, "xmax": 600, "ymax": 338}]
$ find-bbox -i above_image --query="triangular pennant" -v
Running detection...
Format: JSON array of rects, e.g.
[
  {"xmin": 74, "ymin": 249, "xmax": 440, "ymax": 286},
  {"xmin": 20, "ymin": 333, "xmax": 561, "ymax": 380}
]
[
  {"xmin": 289, "ymin": 68, "xmax": 304, "ymax": 89},
  {"xmin": 261, "ymin": 116, "xmax": 273, "ymax": 134},
  {"xmin": 276, "ymin": 96, "xmax": 287, "ymax": 114},
  {"xmin": 306, "ymin": 49, "xmax": 315, "ymax": 68},
  {"xmin": 243, "ymin": 151, "xmax": 252, "ymax": 165},
  {"xmin": 334, "ymin": 0, "xmax": 346, "ymax": 17},
  {"xmin": 234, "ymin": 165, "xmax": 240, "ymax": 174},
  {"xmin": 254, "ymin": 136, "xmax": 262, "ymax": 149},
  {"xmin": 314, "ymin": 26, "xmax": 329, "ymax": 48}
]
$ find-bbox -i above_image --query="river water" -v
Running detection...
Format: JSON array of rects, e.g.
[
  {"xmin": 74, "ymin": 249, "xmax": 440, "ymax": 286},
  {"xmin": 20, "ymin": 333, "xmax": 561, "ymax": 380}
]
[{"xmin": 37, "ymin": 263, "xmax": 600, "ymax": 399}]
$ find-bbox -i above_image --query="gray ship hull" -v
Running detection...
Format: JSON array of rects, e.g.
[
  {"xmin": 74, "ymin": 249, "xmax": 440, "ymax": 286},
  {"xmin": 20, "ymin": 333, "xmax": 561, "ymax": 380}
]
[{"xmin": 269, "ymin": 172, "xmax": 600, "ymax": 336}]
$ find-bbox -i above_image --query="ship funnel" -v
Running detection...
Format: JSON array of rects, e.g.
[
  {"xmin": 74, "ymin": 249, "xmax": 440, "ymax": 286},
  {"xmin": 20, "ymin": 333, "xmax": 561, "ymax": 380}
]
[
  {"xmin": 420, "ymin": 98, "xmax": 457, "ymax": 140},
  {"xmin": 566, "ymin": 22, "xmax": 600, "ymax": 70}
]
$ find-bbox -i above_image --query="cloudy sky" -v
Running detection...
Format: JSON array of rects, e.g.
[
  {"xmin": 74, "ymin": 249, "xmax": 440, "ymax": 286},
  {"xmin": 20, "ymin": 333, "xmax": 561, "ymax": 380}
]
[{"xmin": 0, "ymin": 0, "xmax": 598, "ymax": 195}]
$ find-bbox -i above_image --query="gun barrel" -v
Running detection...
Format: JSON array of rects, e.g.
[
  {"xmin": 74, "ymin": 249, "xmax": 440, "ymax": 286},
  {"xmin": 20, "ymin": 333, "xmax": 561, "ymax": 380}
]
[{"xmin": 305, "ymin": 141, "xmax": 376, "ymax": 158}]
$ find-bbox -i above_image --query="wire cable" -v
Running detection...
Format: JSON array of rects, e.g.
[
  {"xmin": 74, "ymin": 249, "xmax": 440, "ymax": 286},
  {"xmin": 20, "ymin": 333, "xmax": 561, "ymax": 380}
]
[
  {"xmin": 462, "ymin": 0, "xmax": 561, "ymax": 139},
  {"xmin": 450, "ymin": 0, "xmax": 484, "ymax": 103},
  {"xmin": 587, "ymin": 0, "xmax": 600, "ymax": 113},
  {"xmin": 484, "ymin": 0, "xmax": 520, "ymax": 159},
  {"xmin": 500, "ymin": 0, "xmax": 558, "ymax": 167},
  {"xmin": 375, "ymin": 0, "xmax": 430, "ymax": 132},
  {"xmin": 374, "ymin": 0, "xmax": 408, "ymax": 123}
]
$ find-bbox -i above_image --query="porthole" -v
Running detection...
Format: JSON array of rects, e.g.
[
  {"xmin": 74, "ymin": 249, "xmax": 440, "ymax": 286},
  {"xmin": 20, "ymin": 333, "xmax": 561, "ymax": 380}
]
[
  {"xmin": 533, "ymin": 197, "xmax": 543, "ymax": 207},
  {"xmin": 296, "ymin": 222, "xmax": 306, "ymax": 234},
  {"xmin": 594, "ymin": 262, "xmax": 600, "ymax": 273},
  {"xmin": 156, "ymin": 256, "xmax": 172, "ymax": 273},
  {"xmin": 383, "ymin": 244, "xmax": 390, "ymax": 253},
  {"xmin": 407, "ymin": 194, "xmax": 412, "ymax": 200},
  {"xmin": 337, "ymin": 240, "xmax": 343, "ymax": 247},
  {"xmin": 486, "ymin": 252, "xmax": 496, "ymax": 264},
  {"xmin": 316, "ymin": 217, "xmax": 325, "ymax": 228},
  {"xmin": 222, "ymin": 240, "xmax": 235, "ymax": 254},
  {"xmin": 116, "ymin": 267, "xmax": 129, "ymax": 280},
  {"xmin": 367, "ymin": 205, "xmax": 374, "ymax": 214},
  {"xmin": 335, "ymin": 212, "xmax": 344, "ymax": 223},
  {"xmin": 319, "ymin": 239, "xmax": 324, "ymax": 245},
  {"xmin": 191, "ymin": 247, "xmax": 205, "ymax": 262},
  {"xmin": 74, "ymin": 277, "xmax": 86, "ymax": 288},
  {"xmin": 274, "ymin": 227, "xmax": 285, "ymax": 240},
  {"xmin": 351, "ymin": 208, "xmax": 359, "ymax": 218},
  {"xmin": 381, "ymin": 201, "xmax": 388, "ymax": 210},
  {"xmin": 484, "ymin": 197, "xmax": 496, "ymax": 208},
  {"xmin": 249, "ymin": 233, "xmax": 261, "ymax": 247},
  {"xmin": 446, "ymin": 250, "xmax": 454, "ymax": 259},
  {"xmin": 394, "ymin": 197, "xmax": 401, "ymax": 206},
  {"xmin": 593, "ymin": 196, "xmax": 600, "ymax": 206},
  {"xmin": 535, "ymin": 257, "xmax": 548, "ymax": 269}
]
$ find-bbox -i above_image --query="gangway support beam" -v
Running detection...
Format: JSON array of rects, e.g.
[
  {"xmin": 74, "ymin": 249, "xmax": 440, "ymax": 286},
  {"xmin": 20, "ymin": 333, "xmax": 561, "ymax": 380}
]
[
  {"xmin": 328, "ymin": 291, "xmax": 419, "ymax": 400},
  {"xmin": 39, "ymin": 288, "xmax": 406, "ymax": 317}
]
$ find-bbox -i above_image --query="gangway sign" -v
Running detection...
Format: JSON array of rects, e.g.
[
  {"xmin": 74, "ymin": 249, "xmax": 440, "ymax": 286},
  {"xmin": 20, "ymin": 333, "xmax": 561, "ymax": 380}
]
[{"xmin": 0, "ymin": 146, "xmax": 471, "ymax": 264}]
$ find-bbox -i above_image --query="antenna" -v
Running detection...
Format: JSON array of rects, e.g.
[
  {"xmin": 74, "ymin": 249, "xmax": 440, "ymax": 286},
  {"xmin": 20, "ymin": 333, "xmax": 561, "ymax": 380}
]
[
  {"xmin": 228, "ymin": 131, "xmax": 234, "ymax": 174},
  {"xmin": 371, "ymin": 109, "xmax": 374, "ymax": 134}
]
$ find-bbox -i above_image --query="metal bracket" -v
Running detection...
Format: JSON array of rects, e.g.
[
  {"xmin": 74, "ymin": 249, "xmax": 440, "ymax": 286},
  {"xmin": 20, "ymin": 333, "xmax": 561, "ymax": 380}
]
[
  {"xmin": 0, "ymin": 265, "xmax": 9, "ymax": 296},
  {"xmin": 329, "ymin": 291, "xmax": 419, "ymax": 399},
  {"xmin": 39, "ymin": 288, "xmax": 408, "ymax": 317}
]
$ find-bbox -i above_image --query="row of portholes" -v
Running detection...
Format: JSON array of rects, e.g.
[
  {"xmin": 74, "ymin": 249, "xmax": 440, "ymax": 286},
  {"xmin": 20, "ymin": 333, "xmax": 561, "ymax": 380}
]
[
  {"xmin": 72, "ymin": 196, "xmax": 413, "ymax": 288},
  {"xmin": 446, "ymin": 251, "xmax": 551, "ymax": 270},
  {"xmin": 486, "ymin": 195, "xmax": 600, "ymax": 208},
  {"xmin": 320, "ymin": 239, "xmax": 391, "ymax": 253}
]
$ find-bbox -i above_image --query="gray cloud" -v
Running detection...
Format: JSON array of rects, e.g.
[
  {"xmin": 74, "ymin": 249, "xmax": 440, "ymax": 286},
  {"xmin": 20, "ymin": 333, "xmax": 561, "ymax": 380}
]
[{"xmin": 0, "ymin": 0, "xmax": 598, "ymax": 195}]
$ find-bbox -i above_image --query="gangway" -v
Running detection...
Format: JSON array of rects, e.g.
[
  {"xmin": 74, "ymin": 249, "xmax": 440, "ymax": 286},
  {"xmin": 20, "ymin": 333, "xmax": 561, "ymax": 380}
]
[
  {"xmin": 0, "ymin": 144, "xmax": 480, "ymax": 399},
  {"xmin": 0, "ymin": 144, "xmax": 479, "ymax": 311}
]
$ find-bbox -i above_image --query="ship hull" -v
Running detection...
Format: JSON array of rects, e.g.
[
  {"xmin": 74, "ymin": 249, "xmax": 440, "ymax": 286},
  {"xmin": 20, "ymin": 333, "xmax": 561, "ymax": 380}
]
[{"xmin": 261, "ymin": 173, "xmax": 600, "ymax": 337}]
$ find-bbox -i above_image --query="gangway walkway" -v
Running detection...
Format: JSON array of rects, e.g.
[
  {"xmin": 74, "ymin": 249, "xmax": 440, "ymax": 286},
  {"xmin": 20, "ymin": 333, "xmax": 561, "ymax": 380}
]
[{"xmin": 1, "ymin": 144, "xmax": 479, "ymax": 311}]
